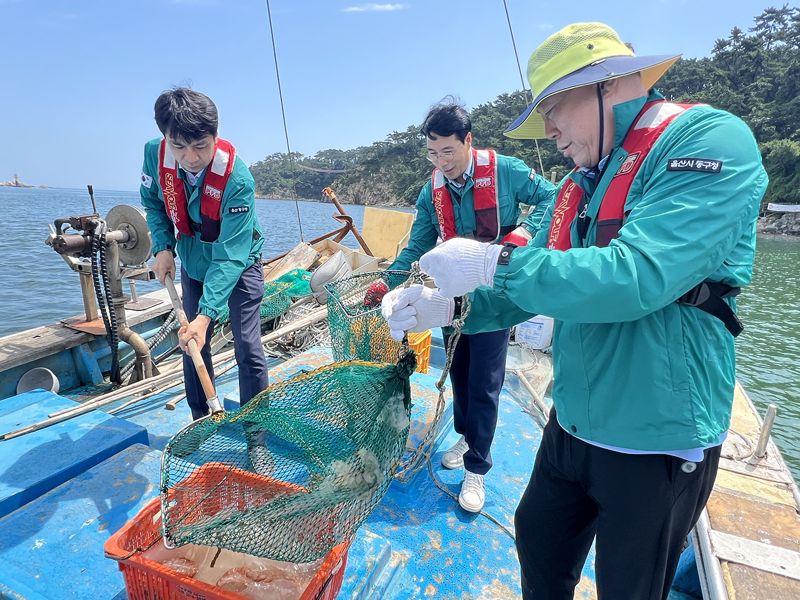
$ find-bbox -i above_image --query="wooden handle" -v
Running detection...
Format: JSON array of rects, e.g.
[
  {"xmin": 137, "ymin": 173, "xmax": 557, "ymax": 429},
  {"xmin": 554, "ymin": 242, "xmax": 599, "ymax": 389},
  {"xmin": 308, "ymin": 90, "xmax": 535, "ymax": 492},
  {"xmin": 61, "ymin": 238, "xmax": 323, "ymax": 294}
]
[
  {"xmin": 164, "ymin": 394, "xmax": 185, "ymax": 411},
  {"xmin": 164, "ymin": 275, "xmax": 221, "ymax": 411}
]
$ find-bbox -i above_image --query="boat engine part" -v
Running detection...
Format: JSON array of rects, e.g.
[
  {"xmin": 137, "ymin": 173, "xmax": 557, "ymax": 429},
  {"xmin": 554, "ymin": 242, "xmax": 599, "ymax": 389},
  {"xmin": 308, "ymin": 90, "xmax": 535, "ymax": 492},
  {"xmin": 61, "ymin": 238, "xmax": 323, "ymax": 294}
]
[{"xmin": 45, "ymin": 187, "xmax": 156, "ymax": 385}]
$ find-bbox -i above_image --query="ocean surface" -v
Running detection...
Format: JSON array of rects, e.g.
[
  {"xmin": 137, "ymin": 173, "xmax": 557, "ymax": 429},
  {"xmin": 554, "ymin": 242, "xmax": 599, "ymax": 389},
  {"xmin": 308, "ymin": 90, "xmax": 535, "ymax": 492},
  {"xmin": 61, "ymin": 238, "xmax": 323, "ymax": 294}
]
[{"xmin": 1, "ymin": 187, "xmax": 798, "ymax": 482}]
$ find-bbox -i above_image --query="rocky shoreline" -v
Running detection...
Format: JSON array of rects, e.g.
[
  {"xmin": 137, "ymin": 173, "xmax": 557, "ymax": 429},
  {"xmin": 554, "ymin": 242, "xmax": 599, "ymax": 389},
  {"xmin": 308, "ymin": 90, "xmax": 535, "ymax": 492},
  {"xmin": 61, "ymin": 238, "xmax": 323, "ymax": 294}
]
[{"xmin": 758, "ymin": 211, "xmax": 800, "ymax": 237}]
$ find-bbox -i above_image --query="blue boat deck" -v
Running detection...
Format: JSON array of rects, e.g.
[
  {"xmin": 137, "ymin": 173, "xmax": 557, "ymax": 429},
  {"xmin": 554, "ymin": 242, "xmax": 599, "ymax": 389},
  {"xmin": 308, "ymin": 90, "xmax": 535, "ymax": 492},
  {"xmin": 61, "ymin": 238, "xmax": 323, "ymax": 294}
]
[{"xmin": 0, "ymin": 337, "xmax": 701, "ymax": 599}]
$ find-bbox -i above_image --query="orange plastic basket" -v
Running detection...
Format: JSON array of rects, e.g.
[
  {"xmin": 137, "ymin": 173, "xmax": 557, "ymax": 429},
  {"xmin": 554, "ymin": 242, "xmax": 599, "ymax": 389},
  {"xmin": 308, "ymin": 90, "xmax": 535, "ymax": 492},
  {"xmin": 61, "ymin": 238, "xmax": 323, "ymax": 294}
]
[
  {"xmin": 104, "ymin": 465, "xmax": 349, "ymax": 600},
  {"xmin": 408, "ymin": 329, "xmax": 432, "ymax": 374}
]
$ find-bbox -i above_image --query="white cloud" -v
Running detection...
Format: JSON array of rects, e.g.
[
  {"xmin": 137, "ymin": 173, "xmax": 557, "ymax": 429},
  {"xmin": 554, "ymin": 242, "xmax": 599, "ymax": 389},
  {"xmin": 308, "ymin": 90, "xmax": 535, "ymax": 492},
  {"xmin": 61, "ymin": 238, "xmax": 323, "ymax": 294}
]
[{"xmin": 343, "ymin": 3, "xmax": 407, "ymax": 13}]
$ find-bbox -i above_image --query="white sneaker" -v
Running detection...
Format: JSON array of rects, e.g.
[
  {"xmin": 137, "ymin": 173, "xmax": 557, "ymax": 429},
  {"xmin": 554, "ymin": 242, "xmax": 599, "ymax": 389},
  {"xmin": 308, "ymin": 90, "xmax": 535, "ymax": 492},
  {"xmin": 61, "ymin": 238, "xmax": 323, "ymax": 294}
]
[
  {"xmin": 459, "ymin": 471, "xmax": 485, "ymax": 513},
  {"xmin": 441, "ymin": 435, "xmax": 469, "ymax": 469}
]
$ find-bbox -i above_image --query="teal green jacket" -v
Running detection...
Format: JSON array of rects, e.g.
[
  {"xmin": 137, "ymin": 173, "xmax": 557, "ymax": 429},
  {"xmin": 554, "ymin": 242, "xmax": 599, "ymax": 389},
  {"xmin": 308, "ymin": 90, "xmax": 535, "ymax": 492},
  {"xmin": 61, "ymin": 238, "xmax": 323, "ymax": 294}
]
[
  {"xmin": 466, "ymin": 92, "xmax": 768, "ymax": 451},
  {"xmin": 390, "ymin": 153, "xmax": 557, "ymax": 271},
  {"xmin": 140, "ymin": 138, "xmax": 264, "ymax": 320}
]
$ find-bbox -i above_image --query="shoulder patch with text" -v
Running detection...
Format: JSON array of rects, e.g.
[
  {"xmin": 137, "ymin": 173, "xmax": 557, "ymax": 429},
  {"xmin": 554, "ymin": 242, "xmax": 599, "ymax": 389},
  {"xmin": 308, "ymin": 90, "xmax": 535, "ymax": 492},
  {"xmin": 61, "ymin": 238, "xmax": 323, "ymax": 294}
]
[
  {"xmin": 667, "ymin": 158, "xmax": 722, "ymax": 173},
  {"xmin": 529, "ymin": 168, "xmax": 537, "ymax": 180},
  {"xmin": 229, "ymin": 206, "xmax": 250, "ymax": 214}
]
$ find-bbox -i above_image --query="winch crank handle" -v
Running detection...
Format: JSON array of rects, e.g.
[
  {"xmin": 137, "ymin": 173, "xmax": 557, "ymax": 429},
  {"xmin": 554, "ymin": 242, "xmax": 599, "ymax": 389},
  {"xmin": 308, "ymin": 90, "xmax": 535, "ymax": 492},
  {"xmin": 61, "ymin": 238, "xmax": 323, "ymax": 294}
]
[{"xmin": 164, "ymin": 275, "xmax": 224, "ymax": 415}]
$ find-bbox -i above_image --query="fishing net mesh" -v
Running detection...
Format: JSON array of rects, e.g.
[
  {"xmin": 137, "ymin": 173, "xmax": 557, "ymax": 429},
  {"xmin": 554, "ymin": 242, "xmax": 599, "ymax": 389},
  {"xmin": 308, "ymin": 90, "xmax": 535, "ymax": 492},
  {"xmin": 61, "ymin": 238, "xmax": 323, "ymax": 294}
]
[
  {"xmin": 325, "ymin": 270, "xmax": 415, "ymax": 364},
  {"xmin": 215, "ymin": 269, "xmax": 311, "ymax": 330},
  {"xmin": 160, "ymin": 354, "xmax": 415, "ymax": 563}
]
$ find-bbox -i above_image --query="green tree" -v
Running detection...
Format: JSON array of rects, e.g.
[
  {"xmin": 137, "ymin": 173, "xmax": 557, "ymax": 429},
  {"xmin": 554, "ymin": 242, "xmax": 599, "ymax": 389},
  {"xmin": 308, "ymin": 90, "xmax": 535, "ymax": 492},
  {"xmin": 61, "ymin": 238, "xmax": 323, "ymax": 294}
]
[
  {"xmin": 760, "ymin": 139, "xmax": 800, "ymax": 205},
  {"xmin": 250, "ymin": 6, "xmax": 799, "ymax": 207}
]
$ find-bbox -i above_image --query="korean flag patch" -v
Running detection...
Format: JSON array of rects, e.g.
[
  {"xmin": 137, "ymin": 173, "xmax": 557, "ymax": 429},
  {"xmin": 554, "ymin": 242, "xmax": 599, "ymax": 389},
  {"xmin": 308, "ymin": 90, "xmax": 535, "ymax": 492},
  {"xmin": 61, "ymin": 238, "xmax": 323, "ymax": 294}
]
[{"xmin": 140, "ymin": 173, "xmax": 153, "ymax": 188}]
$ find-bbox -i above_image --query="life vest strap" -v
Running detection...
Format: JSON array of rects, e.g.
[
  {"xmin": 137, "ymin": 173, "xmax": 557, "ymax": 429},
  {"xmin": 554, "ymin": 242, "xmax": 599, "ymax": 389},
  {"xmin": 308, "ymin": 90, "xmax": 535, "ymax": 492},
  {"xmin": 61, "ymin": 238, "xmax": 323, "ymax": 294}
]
[{"xmin": 676, "ymin": 282, "xmax": 743, "ymax": 337}]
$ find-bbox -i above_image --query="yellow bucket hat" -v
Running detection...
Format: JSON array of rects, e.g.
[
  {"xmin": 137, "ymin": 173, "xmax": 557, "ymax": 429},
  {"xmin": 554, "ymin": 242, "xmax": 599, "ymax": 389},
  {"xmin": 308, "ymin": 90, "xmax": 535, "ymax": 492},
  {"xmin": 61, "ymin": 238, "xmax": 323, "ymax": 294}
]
[{"xmin": 505, "ymin": 22, "xmax": 681, "ymax": 139}]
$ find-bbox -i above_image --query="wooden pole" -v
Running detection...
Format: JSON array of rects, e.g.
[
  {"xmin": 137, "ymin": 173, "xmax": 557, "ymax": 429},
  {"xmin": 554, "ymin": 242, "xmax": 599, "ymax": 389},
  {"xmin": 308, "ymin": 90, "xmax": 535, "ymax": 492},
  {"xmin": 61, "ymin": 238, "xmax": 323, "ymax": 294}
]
[
  {"xmin": 2, "ymin": 303, "xmax": 330, "ymax": 440},
  {"xmin": 164, "ymin": 275, "xmax": 223, "ymax": 415}
]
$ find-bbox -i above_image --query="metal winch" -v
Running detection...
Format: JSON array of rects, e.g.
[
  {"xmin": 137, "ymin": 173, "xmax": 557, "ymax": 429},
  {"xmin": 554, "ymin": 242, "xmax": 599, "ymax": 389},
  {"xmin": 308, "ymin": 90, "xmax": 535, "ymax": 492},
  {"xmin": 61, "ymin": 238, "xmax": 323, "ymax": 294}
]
[{"xmin": 45, "ymin": 185, "xmax": 159, "ymax": 385}]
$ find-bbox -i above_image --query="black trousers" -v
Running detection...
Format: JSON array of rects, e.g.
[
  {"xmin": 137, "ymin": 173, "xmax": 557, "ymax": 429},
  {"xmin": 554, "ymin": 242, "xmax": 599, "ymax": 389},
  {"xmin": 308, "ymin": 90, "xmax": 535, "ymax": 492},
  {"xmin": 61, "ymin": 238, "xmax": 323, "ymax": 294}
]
[
  {"xmin": 444, "ymin": 328, "xmax": 510, "ymax": 475},
  {"xmin": 515, "ymin": 409, "xmax": 721, "ymax": 600},
  {"xmin": 180, "ymin": 262, "xmax": 269, "ymax": 420}
]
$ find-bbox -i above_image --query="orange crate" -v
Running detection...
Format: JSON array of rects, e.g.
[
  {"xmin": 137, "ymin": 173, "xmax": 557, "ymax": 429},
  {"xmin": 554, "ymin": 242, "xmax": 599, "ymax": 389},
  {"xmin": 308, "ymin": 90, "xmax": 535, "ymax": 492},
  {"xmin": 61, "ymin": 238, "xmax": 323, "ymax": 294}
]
[
  {"xmin": 104, "ymin": 466, "xmax": 349, "ymax": 600},
  {"xmin": 408, "ymin": 329, "xmax": 432, "ymax": 374}
]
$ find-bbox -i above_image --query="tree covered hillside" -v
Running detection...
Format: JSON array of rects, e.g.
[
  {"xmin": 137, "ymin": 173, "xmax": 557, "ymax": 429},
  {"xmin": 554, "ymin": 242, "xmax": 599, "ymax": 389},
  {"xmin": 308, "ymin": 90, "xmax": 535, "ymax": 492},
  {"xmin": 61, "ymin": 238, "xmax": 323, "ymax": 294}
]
[{"xmin": 250, "ymin": 6, "xmax": 800, "ymax": 209}]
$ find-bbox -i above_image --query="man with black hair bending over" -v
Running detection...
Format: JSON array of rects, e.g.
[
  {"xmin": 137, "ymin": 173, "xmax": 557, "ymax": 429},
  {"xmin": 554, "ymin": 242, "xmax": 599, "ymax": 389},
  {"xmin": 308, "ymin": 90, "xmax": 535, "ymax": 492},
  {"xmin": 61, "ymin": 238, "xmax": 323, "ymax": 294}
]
[
  {"xmin": 140, "ymin": 87, "xmax": 268, "ymax": 421},
  {"xmin": 377, "ymin": 101, "xmax": 555, "ymax": 513}
]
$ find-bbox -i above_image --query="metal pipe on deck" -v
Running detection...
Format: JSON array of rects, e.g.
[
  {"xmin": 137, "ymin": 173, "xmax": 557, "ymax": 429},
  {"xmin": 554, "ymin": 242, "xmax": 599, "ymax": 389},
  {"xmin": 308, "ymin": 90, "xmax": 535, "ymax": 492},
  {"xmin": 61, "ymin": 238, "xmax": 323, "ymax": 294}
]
[
  {"xmin": 692, "ymin": 511, "xmax": 730, "ymax": 600},
  {"xmin": 1, "ymin": 303, "xmax": 328, "ymax": 439},
  {"xmin": 753, "ymin": 403, "xmax": 777, "ymax": 459},
  {"xmin": 107, "ymin": 241, "xmax": 153, "ymax": 381}
]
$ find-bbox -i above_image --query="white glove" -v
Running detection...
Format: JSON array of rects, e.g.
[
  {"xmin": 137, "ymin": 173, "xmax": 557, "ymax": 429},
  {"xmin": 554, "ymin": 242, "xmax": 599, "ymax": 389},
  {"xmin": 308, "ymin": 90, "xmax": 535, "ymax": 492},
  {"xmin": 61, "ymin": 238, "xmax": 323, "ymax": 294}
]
[
  {"xmin": 418, "ymin": 238, "xmax": 503, "ymax": 298},
  {"xmin": 381, "ymin": 284, "xmax": 454, "ymax": 341}
]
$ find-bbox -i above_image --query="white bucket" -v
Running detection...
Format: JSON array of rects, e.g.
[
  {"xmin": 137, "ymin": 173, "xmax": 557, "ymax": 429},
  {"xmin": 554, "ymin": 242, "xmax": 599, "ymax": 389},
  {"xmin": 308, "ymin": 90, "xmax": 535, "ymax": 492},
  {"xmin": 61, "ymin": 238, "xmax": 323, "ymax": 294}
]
[
  {"xmin": 309, "ymin": 251, "xmax": 353, "ymax": 305},
  {"xmin": 515, "ymin": 316, "xmax": 554, "ymax": 350},
  {"xmin": 17, "ymin": 367, "xmax": 60, "ymax": 395}
]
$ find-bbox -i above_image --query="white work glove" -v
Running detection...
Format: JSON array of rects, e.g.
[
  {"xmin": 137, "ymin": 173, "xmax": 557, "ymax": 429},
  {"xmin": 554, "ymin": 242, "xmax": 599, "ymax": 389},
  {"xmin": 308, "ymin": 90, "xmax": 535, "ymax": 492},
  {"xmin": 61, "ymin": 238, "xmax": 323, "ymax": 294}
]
[
  {"xmin": 419, "ymin": 238, "xmax": 503, "ymax": 298},
  {"xmin": 381, "ymin": 284, "xmax": 454, "ymax": 341}
]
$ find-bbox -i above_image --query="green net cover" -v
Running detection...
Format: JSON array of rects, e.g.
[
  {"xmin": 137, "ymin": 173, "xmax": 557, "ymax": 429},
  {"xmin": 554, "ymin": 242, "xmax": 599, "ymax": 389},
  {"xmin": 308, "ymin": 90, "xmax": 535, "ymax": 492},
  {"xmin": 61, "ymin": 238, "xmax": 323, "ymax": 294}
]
[
  {"xmin": 214, "ymin": 269, "xmax": 311, "ymax": 330},
  {"xmin": 160, "ymin": 353, "xmax": 415, "ymax": 563},
  {"xmin": 325, "ymin": 270, "xmax": 412, "ymax": 364},
  {"xmin": 274, "ymin": 268, "xmax": 312, "ymax": 298}
]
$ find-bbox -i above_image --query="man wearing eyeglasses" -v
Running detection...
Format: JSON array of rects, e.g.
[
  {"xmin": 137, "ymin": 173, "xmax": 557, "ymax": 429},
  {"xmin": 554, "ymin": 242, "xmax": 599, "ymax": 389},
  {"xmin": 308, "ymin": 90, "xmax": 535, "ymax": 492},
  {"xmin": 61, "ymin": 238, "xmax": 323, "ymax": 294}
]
[
  {"xmin": 382, "ymin": 23, "xmax": 768, "ymax": 599},
  {"xmin": 382, "ymin": 101, "xmax": 556, "ymax": 513}
]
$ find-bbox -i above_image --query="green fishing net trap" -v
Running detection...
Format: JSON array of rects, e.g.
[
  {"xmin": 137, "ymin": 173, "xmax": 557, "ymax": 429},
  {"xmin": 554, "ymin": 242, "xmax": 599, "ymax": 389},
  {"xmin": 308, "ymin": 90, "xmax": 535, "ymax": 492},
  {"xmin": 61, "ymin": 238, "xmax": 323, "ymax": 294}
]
[
  {"xmin": 214, "ymin": 268, "xmax": 311, "ymax": 331},
  {"xmin": 160, "ymin": 352, "xmax": 415, "ymax": 563},
  {"xmin": 325, "ymin": 270, "xmax": 414, "ymax": 364}
]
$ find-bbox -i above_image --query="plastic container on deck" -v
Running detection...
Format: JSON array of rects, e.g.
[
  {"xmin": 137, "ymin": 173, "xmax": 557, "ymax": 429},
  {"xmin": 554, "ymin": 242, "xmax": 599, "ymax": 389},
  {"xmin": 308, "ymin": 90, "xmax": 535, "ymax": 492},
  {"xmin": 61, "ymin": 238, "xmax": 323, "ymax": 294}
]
[
  {"xmin": 407, "ymin": 330, "xmax": 432, "ymax": 374},
  {"xmin": 16, "ymin": 367, "xmax": 60, "ymax": 394},
  {"xmin": 515, "ymin": 316, "xmax": 554, "ymax": 350},
  {"xmin": 104, "ymin": 477, "xmax": 349, "ymax": 600}
]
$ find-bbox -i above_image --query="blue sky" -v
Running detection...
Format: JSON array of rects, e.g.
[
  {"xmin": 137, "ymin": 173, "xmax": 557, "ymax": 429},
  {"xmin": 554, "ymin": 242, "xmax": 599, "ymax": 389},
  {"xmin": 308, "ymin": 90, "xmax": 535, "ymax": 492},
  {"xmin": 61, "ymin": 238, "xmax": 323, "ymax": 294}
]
[{"xmin": 0, "ymin": 0, "xmax": 786, "ymax": 191}]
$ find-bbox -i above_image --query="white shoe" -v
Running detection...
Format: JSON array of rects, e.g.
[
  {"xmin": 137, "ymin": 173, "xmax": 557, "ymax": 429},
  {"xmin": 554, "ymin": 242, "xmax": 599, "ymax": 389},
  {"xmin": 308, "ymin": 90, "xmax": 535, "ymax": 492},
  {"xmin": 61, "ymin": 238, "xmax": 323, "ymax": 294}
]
[
  {"xmin": 441, "ymin": 435, "xmax": 469, "ymax": 469},
  {"xmin": 459, "ymin": 471, "xmax": 485, "ymax": 513}
]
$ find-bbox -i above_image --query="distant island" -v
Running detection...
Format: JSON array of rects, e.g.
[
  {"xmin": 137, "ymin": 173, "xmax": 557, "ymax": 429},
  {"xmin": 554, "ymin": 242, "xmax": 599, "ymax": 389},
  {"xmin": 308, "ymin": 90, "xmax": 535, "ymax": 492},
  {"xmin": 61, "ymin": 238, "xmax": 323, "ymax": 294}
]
[{"xmin": 0, "ymin": 174, "xmax": 34, "ymax": 188}]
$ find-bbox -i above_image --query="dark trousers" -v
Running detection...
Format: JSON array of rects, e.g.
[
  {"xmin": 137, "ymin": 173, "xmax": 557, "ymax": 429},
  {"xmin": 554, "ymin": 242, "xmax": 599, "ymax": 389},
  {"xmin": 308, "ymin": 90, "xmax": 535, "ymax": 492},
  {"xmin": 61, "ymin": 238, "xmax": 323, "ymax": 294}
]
[
  {"xmin": 181, "ymin": 262, "xmax": 269, "ymax": 420},
  {"xmin": 444, "ymin": 328, "xmax": 510, "ymax": 475},
  {"xmin": 515, "ymin": 409, "xmax": 721, "ymax": 600}
]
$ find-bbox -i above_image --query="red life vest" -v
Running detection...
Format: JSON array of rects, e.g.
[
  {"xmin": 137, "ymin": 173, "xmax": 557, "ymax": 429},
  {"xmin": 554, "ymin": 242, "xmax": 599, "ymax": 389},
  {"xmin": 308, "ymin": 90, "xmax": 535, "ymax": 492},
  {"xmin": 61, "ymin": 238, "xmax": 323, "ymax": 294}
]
[
  {"xmin": 432, "ymin": 148, "xmax": 502, "ymax": 243},
  {"xmin": 547, "ymin": 101, "xmax": 696, "ymax": 251},
  {"xmin": 158, "ymin": 138, "xmax": 236, "ymax": 243}
]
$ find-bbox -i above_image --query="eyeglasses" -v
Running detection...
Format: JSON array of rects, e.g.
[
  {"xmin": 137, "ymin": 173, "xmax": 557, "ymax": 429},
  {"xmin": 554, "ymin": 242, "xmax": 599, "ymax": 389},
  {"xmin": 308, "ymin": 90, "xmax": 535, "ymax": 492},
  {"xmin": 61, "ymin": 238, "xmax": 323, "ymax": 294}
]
[{"xmin": 427, "ymin": 149, "xmax": 457, "ymax": 163}]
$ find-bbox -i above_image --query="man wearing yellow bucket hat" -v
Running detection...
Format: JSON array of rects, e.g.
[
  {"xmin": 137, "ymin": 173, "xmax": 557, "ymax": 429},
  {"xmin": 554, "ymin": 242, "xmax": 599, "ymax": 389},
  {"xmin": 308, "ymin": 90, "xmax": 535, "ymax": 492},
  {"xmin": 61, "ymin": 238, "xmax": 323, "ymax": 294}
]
[{"xmin": 382, "ymin": 22, "xmax": 768, "ymax": 598}]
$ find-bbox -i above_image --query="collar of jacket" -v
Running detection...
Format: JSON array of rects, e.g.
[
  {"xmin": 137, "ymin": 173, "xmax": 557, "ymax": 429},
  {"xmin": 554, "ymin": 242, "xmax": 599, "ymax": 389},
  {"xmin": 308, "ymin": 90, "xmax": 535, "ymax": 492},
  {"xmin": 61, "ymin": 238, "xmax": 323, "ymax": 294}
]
[
  {"xmin": 571, "ymin": 89, "xmax": 665, "ymax": 189},
  {"xmin": 611, "ymin": 89, "xmax": 665, "ymax": 147},
  {"xmin": 445, "ymin": 151, "xmax": 475, "ymax": 191}
]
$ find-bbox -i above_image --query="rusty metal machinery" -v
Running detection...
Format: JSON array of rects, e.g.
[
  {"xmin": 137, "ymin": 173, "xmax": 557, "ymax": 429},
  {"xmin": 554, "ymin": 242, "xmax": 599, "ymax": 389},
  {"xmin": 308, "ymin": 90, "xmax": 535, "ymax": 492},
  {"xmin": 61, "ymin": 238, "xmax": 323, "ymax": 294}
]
[{"xmin": 45, "ymin": 185, "xmax": 158, "ymax": 384}]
